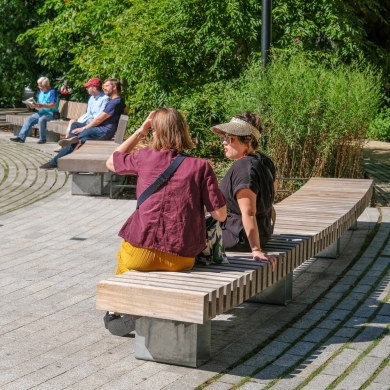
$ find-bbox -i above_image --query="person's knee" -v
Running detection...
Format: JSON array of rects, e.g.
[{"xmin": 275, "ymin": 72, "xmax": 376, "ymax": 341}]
[
  {"xmin": 38, "ymin": 116, "xmax": 49, "ymax": 125},
  {"xmin": 25, "ymin": 115, "xmax": 36, "ymax": 125},
  {"xmin": 70, "ymin": 122, "xmax": 82, "ymax": 132}
]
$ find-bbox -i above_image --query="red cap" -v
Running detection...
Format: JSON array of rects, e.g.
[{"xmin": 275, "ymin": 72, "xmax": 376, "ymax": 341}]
[{"xmin": 83, "ymin": 78, "xmax": 102, "ymax": 87}]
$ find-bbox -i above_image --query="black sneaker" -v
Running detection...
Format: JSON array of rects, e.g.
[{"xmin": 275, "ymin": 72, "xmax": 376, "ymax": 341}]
[
  {"xmin": 39, "ymin": 162, "xmax": 56, "ymax": 170},
  {"xmin": 37, "ymin": 139, "xmax": 47, "ymax": 144},
  {"xmin": 59, "ymin": 136, "xmax": 80, "ymax": 147},
  {"xmin": 10, "ymin": 137, "xmax": 24, "ymax": 143}
]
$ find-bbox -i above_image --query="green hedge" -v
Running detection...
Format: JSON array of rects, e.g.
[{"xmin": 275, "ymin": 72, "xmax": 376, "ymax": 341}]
[{"xmin": 223, "ymin": 52, "xmax": 382, "ymax": 179}]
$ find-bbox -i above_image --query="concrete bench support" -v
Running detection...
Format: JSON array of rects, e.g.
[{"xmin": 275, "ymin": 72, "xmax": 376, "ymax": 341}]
[
  {"xmin": 315, "ymin": 237, "xmax": 341, "ymax": 259},
  {"xmin": 46, "ymin": 130, "xmax": 60, "ymax": 143},
  {"xmin": 71, "ymin": 172, "xmax": 127, "ymax": 196},
  {"xmin": 247, "ymin": 272, "xmax": 293, "ymax": 305},
  {"xmin": 72, "ymin": 173, "xmax": 104, "ymax": 196},
  {"xmin": 135, "ymin": 317, "xmax": 211, "ymax": 367}
]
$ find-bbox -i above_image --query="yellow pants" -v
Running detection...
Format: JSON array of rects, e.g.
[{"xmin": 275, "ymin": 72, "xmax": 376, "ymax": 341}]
[{"xmin": 116, "ymin": 240, "xmax": 195, "ymax": 275}]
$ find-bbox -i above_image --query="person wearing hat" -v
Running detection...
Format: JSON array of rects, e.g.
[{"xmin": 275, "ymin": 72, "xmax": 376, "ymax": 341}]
[
  {"xmin": 211, "ymin": 111, "xmax": 277, "ymax": 269},
  {"xmin": 40, "ymin": 78, "xmax": 125, "ymax": 170},
  {"xmin": 53, "ymin": 77, "xmax": 110, "ymax": 152}
]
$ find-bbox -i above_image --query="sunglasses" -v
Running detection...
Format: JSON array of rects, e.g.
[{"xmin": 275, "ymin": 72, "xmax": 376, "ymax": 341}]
[{"xmin": 219, "ymin": 135, "xmax": 234, "ymax": 144}]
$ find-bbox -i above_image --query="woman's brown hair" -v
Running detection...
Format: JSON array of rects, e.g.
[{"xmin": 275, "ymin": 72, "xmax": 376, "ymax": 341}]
[{"xmin": 152, "ymin": 107, "xmax": 195, "ymax": 153}]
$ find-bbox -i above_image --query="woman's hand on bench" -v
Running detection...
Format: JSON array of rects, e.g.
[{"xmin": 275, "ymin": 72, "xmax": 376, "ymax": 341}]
[{"xmin": 253, "ymin": 251, "xmax": 277, "ymax": 271}]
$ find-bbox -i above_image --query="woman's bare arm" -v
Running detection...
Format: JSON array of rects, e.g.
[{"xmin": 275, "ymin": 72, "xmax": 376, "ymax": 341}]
[
  {"xmin": 236, "ymin": 188, "xmax": 276, "ymax": 269},
  {"xmin": 106, "ymin": 111, "xmax": 154, "ymax": 172},
  {"xmin": 210, "ymin": 205, "xmax": 227, "ymax": 222}
]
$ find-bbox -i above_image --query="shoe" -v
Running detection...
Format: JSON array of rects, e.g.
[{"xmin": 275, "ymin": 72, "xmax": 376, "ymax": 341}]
[
  {"xmin": 59, "ymin": 136, "xmax": 80, "ymax": 147},
  {"xmin": 37, "ymin": 139, "xmax": 46, "ymax": 144},
  {"xmin": 39, "ymin": 162, "xmax": 56, "ymax": 170},
  {"xmin": 10, "ymin": 137, "xmax": 24, "ymax": 143},
  {"xmin": 104, "ymin": 311, "xmax": 137, "ymax": 337},
  {"xmin": 53, "ymin": 146, "xmax": 62, "ymax": 153}
]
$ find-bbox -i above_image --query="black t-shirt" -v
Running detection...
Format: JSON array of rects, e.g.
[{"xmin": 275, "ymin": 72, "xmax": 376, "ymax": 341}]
[{"xmin": 219, "ymin": 153, "xmax": 276, "ymax": 249}]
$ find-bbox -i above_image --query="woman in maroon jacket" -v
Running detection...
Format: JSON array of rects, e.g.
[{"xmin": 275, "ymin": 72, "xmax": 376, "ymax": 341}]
[{"xmin": 106, "ymin": 107, "xmax": 227, "ymax": 274}]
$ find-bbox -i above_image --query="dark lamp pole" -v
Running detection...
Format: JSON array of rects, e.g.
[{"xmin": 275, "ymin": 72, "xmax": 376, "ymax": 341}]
[{"xmin": 261, "ymin": 0, "xmax": 272, "ymax": 68}]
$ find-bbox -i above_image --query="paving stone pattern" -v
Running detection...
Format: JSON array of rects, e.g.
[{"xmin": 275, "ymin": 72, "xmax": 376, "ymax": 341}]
[
  {"xmin": 0, "ymin": 138, "xmax": 68, "ymax": 215},
  {"xmin": 363, "ymin": 158, "xmax": 390, "ymax": 207},
  {"xmin": 0, "ymin": 134, "xmax": 389, "ymax": 389}
]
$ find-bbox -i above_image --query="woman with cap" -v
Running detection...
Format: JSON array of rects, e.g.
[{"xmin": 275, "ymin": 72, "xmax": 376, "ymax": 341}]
[
  {"xmin": 211, "ymin": 111, "xmax": 277, "ymax": 269},
  {"xmin": 103, "ymin": 107, "xmax": 227, "ymax": 336}
]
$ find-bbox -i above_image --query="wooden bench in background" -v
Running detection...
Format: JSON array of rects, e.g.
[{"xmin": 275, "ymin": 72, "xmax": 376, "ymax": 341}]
[
  {"xmin": 57, "ymin": 115, "xmax": 130, "ymax": 196},
  {"xmin": 96, "ymin": 178, "xmax": 374, "ymax": 367},
  {"xmin": 6, "ymin": 100, "xmax": 88, "ymax": 142}
]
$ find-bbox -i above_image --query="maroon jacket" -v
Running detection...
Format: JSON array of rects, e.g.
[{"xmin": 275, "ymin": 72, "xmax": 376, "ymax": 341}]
[{"xmin": 113, "ymin": 148, "xmax": 226, "ymax": 257}]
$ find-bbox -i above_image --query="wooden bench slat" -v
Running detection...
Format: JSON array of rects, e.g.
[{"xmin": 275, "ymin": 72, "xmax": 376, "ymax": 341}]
[{"xmin": 96, "ymin": 280, "xmax": 210, "ymax": 323}]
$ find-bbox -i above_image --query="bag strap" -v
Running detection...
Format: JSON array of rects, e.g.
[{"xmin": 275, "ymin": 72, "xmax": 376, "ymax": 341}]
[{"xmin": 136, "ymin": 153, "xmax": 188, "ymax": 209}]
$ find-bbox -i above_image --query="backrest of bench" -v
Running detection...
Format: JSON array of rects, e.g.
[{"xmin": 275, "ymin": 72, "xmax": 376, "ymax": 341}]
[
  {"xmin": 114, "ymin": 114, "xmax": 129, "ymax": 144},
  {"xmin": 58, "ymin": 100, "xmax": 88, "ymax": 120}
]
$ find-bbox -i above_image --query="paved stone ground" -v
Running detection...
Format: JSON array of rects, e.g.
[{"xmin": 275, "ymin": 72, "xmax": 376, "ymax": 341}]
[
  {"xmin": 363, "ymin": 140, "xmax": 390, "ymax": 207},
  {"xmin": 0, "ymin": 132, "xmax": 389, "ymax": 390}
]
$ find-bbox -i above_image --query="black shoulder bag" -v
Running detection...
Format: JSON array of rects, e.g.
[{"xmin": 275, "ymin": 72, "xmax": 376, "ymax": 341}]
[{"xmin": 136, "ymin": 153, "xmax": 188, "ymax": 209}]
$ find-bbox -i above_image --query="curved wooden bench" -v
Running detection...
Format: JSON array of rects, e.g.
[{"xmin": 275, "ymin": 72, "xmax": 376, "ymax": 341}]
[
  {"xmin": 6, "ymin": 101, "xmax": 87, "ymax": 142},
  {"xmin": 45, "ymin": 101, "xmax": 88, "ymax": 135},
  {"xmin": 57, "ymin": 115, "xmax": 129, "ymax": 196},
  {"xmin": 96, "ymin": 177, "xmax": 373, "ymax": 367}
]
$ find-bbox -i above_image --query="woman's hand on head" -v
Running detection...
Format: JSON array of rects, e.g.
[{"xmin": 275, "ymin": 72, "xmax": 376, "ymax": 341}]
[
  {"xmin": 139, "ymin": 111, "xmax": 155, "ymax": 136},
  {"xmin": 253, "ymin": 250, "xmax": 277, "ymax": 271}
]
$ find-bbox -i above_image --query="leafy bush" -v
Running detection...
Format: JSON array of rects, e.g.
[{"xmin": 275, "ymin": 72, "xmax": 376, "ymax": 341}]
[
  {"xmin": 367, "ymin": 108, "xmax": 390, "ymax": 142},
  {"xmin": 17, "ymin": 0, "xmax": 389, "ymax": 125},
  {"xmin": 0, "ymin": 0, "xmax": 63, "ymax": 107},
  {"xmin": 224, "ymin": 51, "xmax": 382, "ymax": 179}
]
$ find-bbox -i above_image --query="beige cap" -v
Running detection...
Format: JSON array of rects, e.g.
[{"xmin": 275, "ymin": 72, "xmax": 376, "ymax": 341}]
[{"xmin": 211, "ymin": 117, "xmax": 261, "ymax": 141}]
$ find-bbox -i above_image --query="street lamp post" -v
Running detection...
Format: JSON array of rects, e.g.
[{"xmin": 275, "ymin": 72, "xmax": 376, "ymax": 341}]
[{"xmin": 261, "ymin": 0, "xmax": 272, "ymax": 68}]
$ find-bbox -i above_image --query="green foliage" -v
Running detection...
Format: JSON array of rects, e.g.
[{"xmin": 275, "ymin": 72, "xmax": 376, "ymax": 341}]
[
  {"xmin": 18, "ymin": 0, "xmax": 390, "ymax": 132},
  {"xmin": 367, "ymin": 108, "xmax": 390, "ymax": 142},
  {"xmin": 224, "ymin": 51, "xmax": 382, "ymax": 178},
  {"xmin": 19, "ymin": 0, "xmax": 261, "ymax": 124},
  {"xmin": 0, "ymin": 0, "xmax": 46, "ymax": 106},
  {"xmin": 9, "ymin": 0, "xmax": 389, "ymax": 181}
]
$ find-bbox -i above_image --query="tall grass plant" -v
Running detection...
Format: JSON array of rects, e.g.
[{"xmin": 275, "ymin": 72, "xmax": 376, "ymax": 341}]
[{"xmin": 224, "ymin": 52, "xmax": 382, "ymax": 179}]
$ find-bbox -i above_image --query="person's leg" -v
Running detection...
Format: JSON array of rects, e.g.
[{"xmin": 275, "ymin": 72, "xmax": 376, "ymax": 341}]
[
  {"xmin": 49, "ymin": 127, "xmax": 107, "ymax": 167},
  {"xmin": 50, "ymin": 144, "xmax": 75, "ymax": 167},
  {"xmin": 68, "ymin": 121, "xmax": 85, "ymax": 135},
  {"xmin": 17, "ymin": 113, "xmax": 40, "ymax": 141},
  {"xmin": 55, "ymin": 121, "xmax": 85, "ymax": 152},
  {"xmin": 77, "ymin": 126, "xmax": 108, "ymax": 143},
  {"xmin": 37, "ymin": 113, "xmax": 54, "ymax": 141},
  {"xmin": 65, "ymin": 119, "xmax": 79, "ymax": 138}
]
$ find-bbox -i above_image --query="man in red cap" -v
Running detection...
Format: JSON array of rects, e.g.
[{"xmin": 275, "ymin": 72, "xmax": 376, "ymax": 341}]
[{"xmin": 54, "ymin": 77, "xmax": 110, "ymax": 152}]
